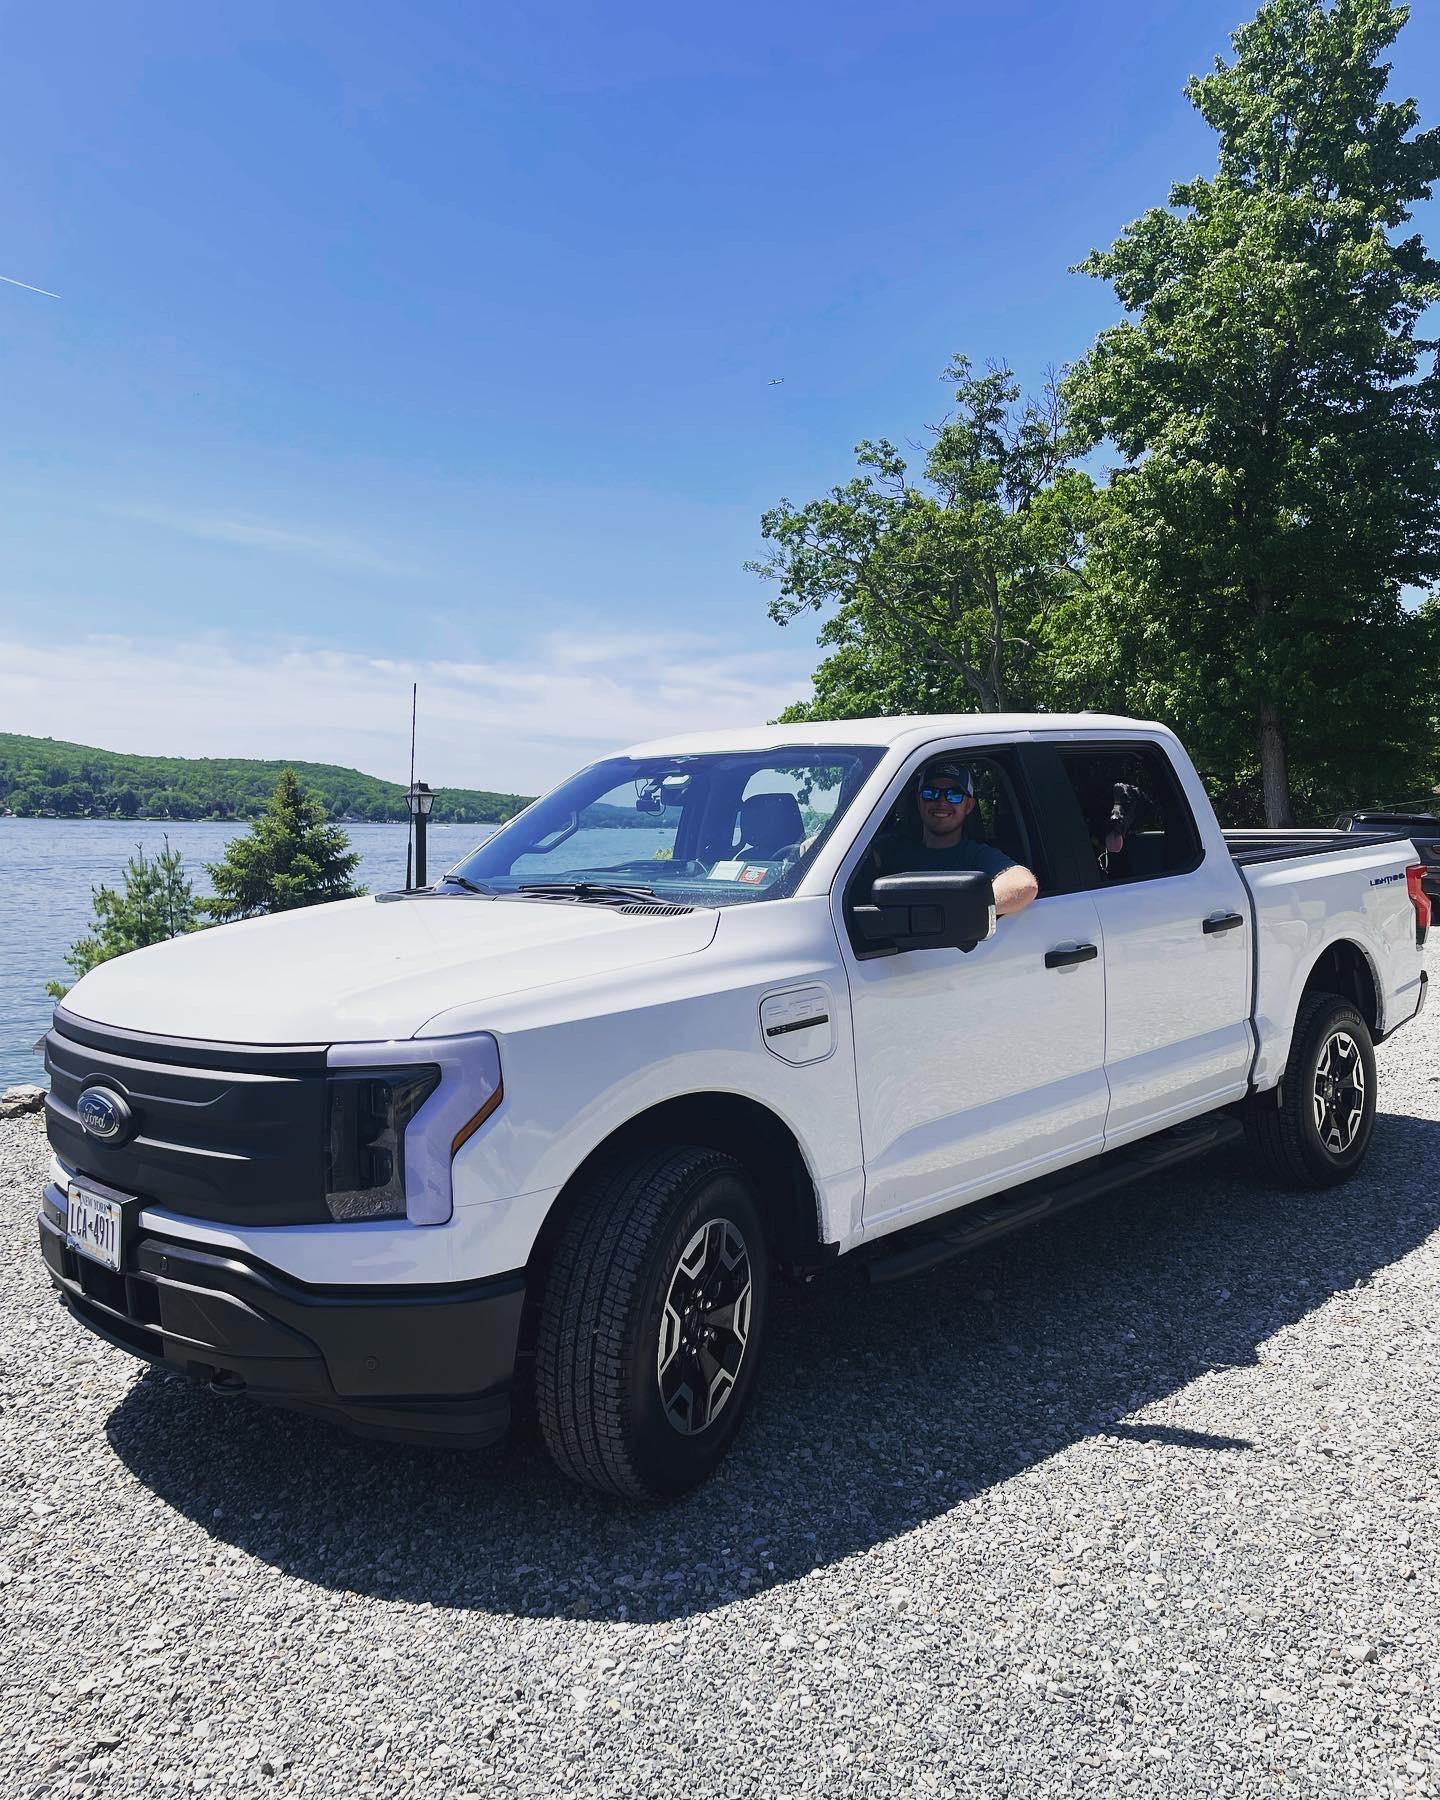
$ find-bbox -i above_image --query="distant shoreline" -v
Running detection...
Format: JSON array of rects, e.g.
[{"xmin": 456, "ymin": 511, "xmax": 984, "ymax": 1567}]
[{"xmin": 0, "ymin": 730, "xmax": 532, "ymax": 828}]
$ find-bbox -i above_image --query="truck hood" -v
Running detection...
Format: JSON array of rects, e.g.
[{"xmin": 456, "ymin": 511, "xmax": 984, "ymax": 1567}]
[{"xmin": 61, "ymin": 894, "xmax": 720, "ymax": 1046}]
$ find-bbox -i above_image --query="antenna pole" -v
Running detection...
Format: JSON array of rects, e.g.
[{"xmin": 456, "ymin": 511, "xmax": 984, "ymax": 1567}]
[{"xmin": 406, "ymin": 682, "xmax": 417, "ymax": 891}]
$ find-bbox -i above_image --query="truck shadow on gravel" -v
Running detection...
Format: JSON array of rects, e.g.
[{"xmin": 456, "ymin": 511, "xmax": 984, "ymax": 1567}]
[{"xmin": 106, "ymin": 1109, "xmax": 1440, "ymax": 1622}]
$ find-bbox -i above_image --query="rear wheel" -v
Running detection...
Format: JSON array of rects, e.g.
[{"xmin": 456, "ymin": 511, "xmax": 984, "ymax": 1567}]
[
  {"xmin": 534, "ymin": 1146, "xmax": 769, "ymax": 1501},
  {"xmin": 1245, "ymin": 992, "xmax": 1377, "ymax": 1188}
]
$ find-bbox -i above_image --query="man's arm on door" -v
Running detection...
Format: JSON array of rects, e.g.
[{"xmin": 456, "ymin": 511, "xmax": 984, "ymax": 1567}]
[{"xmin": 993, "ymin": 863, "xmax": 1039, "ymax": 916}]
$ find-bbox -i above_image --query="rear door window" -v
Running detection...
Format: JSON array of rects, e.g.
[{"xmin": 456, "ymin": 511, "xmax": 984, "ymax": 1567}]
[{"xmin": 1055, "ymin": 744, "xmax": 1202, "ymax": 886}]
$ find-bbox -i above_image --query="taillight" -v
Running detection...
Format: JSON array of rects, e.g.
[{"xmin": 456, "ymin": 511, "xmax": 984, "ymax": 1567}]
[{"xmin": 1408, "ymin": 865, "xmax": 1432, "ymax": 943}]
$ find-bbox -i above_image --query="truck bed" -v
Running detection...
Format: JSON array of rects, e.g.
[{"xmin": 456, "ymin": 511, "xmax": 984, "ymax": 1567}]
[
  {"xmin": 1224, "ymin": 828, "xmax": 1410, "ymax": 867},
  {"xmin": 1227, "ymin": 827, "xmax": 1424, "ymax": 1091}
]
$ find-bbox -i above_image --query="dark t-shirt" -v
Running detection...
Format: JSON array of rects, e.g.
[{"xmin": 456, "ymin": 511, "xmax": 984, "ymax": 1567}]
[{"xmin": 871, "ymin": 834, "xmax": 1017, "ymax": 879}]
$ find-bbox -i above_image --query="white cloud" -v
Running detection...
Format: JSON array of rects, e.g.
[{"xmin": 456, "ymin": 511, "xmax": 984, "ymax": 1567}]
[
  {"xmin": 0, "ymin": 630, "xmax": 814, "ymax": 791},
  {"xmin": 105, "ymin": 504, "xmax": 415, "ymax": 577}
]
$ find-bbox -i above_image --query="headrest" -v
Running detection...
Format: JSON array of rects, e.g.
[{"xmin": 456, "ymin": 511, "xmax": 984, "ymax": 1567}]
[{"xmin": 738, "ymin": 791, "xmax": 805, "ymax": 856}]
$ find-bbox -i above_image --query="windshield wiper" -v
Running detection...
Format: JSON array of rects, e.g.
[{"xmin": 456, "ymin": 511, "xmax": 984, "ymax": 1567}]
[
  {"xmin": 436, "ymin": 873, "xmax": 491, "ymax": 894},
  {"xmin": 515, "ymin": 880, "xmax": 659, "ymax": 905}
]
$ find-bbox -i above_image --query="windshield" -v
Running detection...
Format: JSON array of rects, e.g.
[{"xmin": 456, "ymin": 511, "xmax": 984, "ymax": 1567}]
[{"xmin": 447, "ymin": 747, "xmax": 883, "ymax": 906}]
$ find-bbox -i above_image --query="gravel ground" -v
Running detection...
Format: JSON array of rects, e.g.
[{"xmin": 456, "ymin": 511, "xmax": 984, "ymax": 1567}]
[{"xmin": 3, "ymin": 952, "xmax": 1438, "ymax": 1800}]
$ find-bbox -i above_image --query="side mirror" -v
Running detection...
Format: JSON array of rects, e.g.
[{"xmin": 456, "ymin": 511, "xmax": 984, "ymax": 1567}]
[{"xmin": 852, "ymin": 870, "xmax": 996, "ymax": 956}]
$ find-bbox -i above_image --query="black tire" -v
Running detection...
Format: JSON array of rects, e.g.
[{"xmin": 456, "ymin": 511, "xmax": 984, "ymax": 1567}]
[
  {"xmin": 534, "ymin": 1146, "xmax": 769, "ymax": 1501},
  {"xmin": 1244, "ymin": 992, "xmax": 1377, "ymax": 1188}
]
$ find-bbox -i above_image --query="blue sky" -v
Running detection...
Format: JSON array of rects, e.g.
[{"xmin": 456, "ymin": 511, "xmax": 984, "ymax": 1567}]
[{"xmin": 3, "ymin": 0, "xmax": 1437, "ymax": 789}]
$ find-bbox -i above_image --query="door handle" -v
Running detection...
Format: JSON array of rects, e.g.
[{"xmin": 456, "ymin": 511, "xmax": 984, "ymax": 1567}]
[
  {"xmin": 1044, "ymin": 942, "xmax": 1099, "ymax": 969},
  {"xmin": 1203, "ymin": 911, "xmax": 1245, "ymax": 934}
]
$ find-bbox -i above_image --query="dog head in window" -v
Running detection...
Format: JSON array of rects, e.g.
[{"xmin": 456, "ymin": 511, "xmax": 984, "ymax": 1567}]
[{"xmin": 1100, "ymin": 781, "xmax": 1150, "ymax": 876}]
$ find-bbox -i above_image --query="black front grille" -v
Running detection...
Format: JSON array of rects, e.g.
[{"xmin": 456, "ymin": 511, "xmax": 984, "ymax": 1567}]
[{"xmin": 45, "ymin": 1008, "xmax": 332, "ymax": 1225}]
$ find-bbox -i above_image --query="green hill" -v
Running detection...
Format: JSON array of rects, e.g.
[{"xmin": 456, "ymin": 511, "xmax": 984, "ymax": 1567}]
[{"xmin": 0, "ymin": 733, "xmax": 533, "ymax": 825}]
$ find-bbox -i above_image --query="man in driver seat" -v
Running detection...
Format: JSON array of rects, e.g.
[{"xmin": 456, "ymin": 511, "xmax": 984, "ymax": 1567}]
[{"xmin": 872, "ymin": 759, "xmax": 1039, "ymax": 918}]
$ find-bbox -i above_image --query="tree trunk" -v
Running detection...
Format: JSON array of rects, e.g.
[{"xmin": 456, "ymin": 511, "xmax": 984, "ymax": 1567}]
[
  {"xmin": 1258, "ymin": 701, "xmax": 1293, "ymax": 827},
  {"xmin": 985, "ymin": 565, "xmax": 1006, "ymax": 712}
]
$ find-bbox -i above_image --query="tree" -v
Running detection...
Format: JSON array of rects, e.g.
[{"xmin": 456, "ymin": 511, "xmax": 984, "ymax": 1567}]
[
  {"xmin": 46, "ymin": 840, "xmax": 198, "ymax": 998},
  {"xmin": 199, "ymin": 768, "xmax": 365, "ymax": 922},
  {"xmin": 773, "ymin": 636, "xmax": 973, "ymax": 724},
  {"xmin": 751, "ymin": 358, "xmax": 1099, "ymax": 718},
  {"xmin": 1067, "ymin": 0, "xmax": 1440, "ymax": 825}
]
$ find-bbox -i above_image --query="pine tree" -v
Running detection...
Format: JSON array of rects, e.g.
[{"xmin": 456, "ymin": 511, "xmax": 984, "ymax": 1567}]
[
  {"xmin": 198, "ymin": 768, "xmax": 364, "ymax": 923},
  {"xmin": 47, "ymin": 839, "xmax": 198, "ymax": 998}
]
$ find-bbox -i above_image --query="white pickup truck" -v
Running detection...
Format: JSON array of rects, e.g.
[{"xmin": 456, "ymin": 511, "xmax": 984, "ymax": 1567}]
[{"xmin": 39, "ymin": 715, "xmax": 1430, "ymax": 1499}]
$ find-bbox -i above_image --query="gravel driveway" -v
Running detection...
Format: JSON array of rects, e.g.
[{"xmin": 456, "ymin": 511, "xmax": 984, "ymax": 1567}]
[{"xmin": 3, "ymin": 953, "xmax": 1438, "ymax": 1799}]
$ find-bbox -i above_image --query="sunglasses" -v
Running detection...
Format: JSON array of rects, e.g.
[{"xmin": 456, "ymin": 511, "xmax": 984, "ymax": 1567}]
[{"xmin": 919, "ymin": 785, "xmax": 970, "ymax": 804}]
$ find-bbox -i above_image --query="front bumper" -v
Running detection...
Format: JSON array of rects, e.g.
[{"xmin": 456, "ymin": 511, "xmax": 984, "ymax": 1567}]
[{"xmin": 39, "ymin": 1183, "xmax": 525, "ymax": 1448}]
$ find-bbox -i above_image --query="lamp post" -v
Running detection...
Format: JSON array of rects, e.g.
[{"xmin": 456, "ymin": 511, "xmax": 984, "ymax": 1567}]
[{"xmin": 406, "ymin": 780, "xmax": 435, "ymax": 888}]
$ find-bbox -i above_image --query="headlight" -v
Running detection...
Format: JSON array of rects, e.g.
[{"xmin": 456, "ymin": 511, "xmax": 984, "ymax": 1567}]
[
  {"xmin": 324, "ymin": 1033, "xmax": 503, "ymax": 1225},
  {"xmin": 325, "ymin": 1069, "xmax": 440, "ymax": 1222}
]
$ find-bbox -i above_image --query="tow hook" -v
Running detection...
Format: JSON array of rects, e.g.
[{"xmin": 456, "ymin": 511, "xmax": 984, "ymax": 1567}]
[{"xmin": 207, "ymin": 1371, "xmax": 247, "ymax": 1398}]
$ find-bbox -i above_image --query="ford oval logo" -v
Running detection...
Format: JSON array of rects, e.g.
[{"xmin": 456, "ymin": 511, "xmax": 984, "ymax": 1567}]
[{"xmin": 77, "ymin": 1086, "xmax": 131, "ymax": 1144}]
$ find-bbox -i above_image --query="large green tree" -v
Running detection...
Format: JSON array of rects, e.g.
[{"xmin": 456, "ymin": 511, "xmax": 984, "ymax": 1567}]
[
  {"xmin": 1067, "ymin": 0, "xmax": 1440, "ymax": 824},
  {"xmin": 752, "ymin": 358, "xmax": 1099, "ymax": 718},
  {"xmin": 46, "ymin": 840, "xmax": 199, "ymax": 999},
  {"xmin": 199, "ymin": 769, "xmax": 364, "ymax": 922}
]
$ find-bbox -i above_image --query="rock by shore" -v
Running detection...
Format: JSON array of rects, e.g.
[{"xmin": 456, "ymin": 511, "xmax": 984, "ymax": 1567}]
[{"xmin": 0, "ymin": 1085, "xmax": 45, "ymax": 1119}]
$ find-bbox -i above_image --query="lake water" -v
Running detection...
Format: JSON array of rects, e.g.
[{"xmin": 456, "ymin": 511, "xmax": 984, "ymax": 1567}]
[{"xmin": 0, "ymin": 817, "xmax": 495, "ymax": 1088}]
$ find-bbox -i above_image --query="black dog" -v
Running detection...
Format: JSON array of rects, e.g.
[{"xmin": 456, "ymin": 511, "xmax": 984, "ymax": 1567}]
[{"xmin": 1099, "ymin": 781, "xmax": 1148, "ymax": 879}]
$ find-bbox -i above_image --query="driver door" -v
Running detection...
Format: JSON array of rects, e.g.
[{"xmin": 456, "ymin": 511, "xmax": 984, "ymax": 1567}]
[{"xmin": 839, "ymin": 744, "xmax": 1110, "ymax": 1236}]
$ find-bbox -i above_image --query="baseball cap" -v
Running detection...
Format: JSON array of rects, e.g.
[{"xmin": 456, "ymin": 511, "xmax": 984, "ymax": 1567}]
[{"xmin": 920, "ymin": 760, "xmax": 974, "ymax": 796}]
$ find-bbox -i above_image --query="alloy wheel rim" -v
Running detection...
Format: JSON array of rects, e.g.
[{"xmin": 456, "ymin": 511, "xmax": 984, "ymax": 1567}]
[
  {"xmin": 1312, "ymin": 1030, "xmax": 1366, "ymax": 1155},
  {"xmin": 656, "ymin": 1217, "xmax": 753, "ymax": 1436}
]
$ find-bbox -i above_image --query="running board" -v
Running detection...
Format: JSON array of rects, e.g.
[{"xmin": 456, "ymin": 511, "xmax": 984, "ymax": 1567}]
[{"xmin": 865, "ymin": 1113, "xmax": 1245, "ymax": 1284}]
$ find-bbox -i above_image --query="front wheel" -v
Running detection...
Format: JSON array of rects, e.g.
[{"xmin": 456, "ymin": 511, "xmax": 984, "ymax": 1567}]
[
  {"xmin": 534, "ymin": 1146, "xmax": 769, "ymax": 1501},
  {"xmin": 1245, "ymin": 992, "xmax": 1377, "ymax": 1188}
]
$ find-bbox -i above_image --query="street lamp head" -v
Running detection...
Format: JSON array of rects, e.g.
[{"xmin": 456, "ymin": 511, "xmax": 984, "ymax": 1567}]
[{"xmin": 407, "ymin": 780, "xmax": 436, "ymax": 819}]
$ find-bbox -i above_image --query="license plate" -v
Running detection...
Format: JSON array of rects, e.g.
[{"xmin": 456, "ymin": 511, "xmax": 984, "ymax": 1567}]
[{"xmin": 66, "ymin": 1182, "xmax": 124, "ymax": 1272}]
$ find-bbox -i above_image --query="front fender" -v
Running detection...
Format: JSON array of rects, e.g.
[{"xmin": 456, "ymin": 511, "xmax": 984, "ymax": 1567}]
[{"xmin": 429, "ymin": 899, "xmax": 865, "ymax": 1275}]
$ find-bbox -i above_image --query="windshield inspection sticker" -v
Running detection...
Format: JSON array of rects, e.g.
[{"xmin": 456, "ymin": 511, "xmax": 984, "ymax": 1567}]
[{"xmin": 704, "ymin": 860, "xmax": 775, "ymax": 884}]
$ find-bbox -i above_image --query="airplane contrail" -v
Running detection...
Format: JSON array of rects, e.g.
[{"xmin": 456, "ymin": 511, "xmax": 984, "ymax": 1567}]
[{"xmin": 0, "ymin": 273, "xmax": 61, "ymax": 299}]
